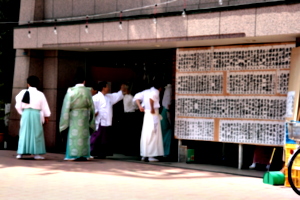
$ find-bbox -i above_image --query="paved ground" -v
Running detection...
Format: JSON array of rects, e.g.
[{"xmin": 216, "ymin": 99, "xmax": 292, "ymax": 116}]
[
  {"xmin": 0, "ymin": 150, "xmax": 298, "ymax": 200},
  {"xmin": 107, "ymin": 154, "xmax": 266, "ymax": 178}
]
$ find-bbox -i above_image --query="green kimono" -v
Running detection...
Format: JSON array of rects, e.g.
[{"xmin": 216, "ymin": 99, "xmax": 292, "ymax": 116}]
[{"xmin": 59, "ymin": 85, "xmax": 95, "ymax": 160}]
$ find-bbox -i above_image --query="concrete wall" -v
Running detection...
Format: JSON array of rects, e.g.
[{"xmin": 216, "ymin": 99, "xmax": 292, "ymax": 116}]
[
  {"xmin": 20, "ymin": 0, "xmax": 270, "ymax": 22},
  {"xmin": 15, "ymin": 3, "xmax": 300, "ymax": 49},
  {"xmin": 12, "ymin": 0, "xmax": 300, "ymax": 152}
]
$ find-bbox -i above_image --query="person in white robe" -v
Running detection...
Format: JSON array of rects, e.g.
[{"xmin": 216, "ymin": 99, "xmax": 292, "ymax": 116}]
[
  {"xmin": 92, "ymin": 84, "xmax": 105, "ymax": 131},
  {"xmin": 123, "ymin": 84, "xmax": 138, "ymax": 113},
  {"xmin": 119, "ymin": 83, "xmax": 140, "ymax": 155},
  {"xmin": 15, "ymin": 76, "xmax": 51, "ymax": 160},
  {"xmin": 90, "ymin": 81, "xmax": 125, "ymax": 158},
  {"xmin": 133, "ymin": 83, "xmax": 164, "ymax": 162}
]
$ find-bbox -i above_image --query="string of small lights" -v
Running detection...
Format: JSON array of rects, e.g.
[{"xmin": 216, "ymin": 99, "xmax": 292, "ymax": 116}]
[{"xmin": 3, "ymin": 0, "xmax": 227, "ymax": 38}]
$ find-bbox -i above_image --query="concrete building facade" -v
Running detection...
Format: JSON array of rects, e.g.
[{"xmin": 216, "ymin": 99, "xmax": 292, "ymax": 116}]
[{"xmin": 10, "ymin": 0, "xmax": 300, "ymax": 165}]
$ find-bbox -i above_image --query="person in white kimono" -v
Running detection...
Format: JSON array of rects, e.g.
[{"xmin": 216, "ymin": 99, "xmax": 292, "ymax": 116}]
[
  {"xmin": 15, "ymin": 76, "xmax": 51, "ymax": 160},
  {"xmin": 90, "ymin": 81, "xmax": 125, "ymax": 158},
  {"xmin": 133, "ymin": 82, "xmax": 164, "ymax": 162},
  {"xmin": 121, "ymin": 83, "xmax": 138, "ymax": 113},
  {"xmin": 119, "ymin": 83, "xmax": 140, "ymax": 155},
  {"xmin": 91, "ymin": 83, "xmax": 104, "ymax": 131}
]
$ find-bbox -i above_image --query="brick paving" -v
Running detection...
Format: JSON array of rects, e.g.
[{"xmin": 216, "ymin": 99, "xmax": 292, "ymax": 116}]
[{"xmin": 0, "ymin": 150, "xmax": 298, "ymax": 200}]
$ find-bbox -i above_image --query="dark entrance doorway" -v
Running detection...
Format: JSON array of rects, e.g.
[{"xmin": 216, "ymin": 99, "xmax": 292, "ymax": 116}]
[{"xmin": 85, "ymin": 49, "xmax": 176, "ymax": 158}]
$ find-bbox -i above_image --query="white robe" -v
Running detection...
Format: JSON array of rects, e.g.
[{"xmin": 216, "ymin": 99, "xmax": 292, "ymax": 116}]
[
  {"xmin": 15, "ymin": 87, "xmax": 51, "ymax": 124},
  {"xmin": 93, "ymin": 91, "xmax": 123, "ymax": 128},
  {"xmin": 123, "ymin": 94, "xmax": 138, "ymax": 113},
  {"xmin": 162, "ymin": 84, "xmax": 172, "ymax": 109},
  {"xmin": 92, "ymin": 91, "xmax": 106, "ymax": 130},
  {"xmin": 162, "ymin": 84, "xmax": 172, "ymax": 123},
  {"xmin": 133, "ymin": 87, "xmax": 164, "ymax": 157}
]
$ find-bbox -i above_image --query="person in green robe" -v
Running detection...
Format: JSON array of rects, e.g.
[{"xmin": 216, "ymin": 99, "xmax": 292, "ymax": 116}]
[{"xmin": 59, "ymin": 70, "xmax": 95, "ymax": 161}]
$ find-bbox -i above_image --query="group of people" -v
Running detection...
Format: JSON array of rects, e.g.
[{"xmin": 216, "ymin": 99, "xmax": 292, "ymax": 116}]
[{"xmin": 14, "ymin": 72, "xmax": 173, "ymax": 162}]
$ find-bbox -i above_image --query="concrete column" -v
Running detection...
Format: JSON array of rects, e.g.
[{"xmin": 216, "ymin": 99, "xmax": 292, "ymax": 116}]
[
  {"xmin": 8, "ymin": 50, "xmax": 59, "ymax": 151},
  {"xmin": 19, "ymin": 0, "xmax": 44, "ymax": 25},
  {"xmin": 8, "ymin": 50, "xmax": 30, "ymax": 149},
  {"xmin": 43, "ymin": 50, "xmax": 58, "ymax": 152},
  {"xmin": 238, "ymin": 144, "xmax": 243, "ymax": 170}
]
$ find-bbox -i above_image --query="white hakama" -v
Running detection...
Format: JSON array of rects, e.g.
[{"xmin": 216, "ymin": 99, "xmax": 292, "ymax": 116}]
[{"xmin": 140, "ymin": 110, "xmax": 164, "ymax": 157}]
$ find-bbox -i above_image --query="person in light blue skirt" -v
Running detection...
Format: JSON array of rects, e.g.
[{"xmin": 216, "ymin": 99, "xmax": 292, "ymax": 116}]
[{"xmin": 15, "ymin": 76, "xmax": 51, "ymax": 160}]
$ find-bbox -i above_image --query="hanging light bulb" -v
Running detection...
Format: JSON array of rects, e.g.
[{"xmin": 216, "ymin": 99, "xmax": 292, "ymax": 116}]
[
  {"xmin": 54, "ymin": 27, "xmax": 57, "ymax": 34},
  {"xmin": 54, "ymin": 19, "xmax": 57, "ymax": 34},
  {"xmin": 153, "ymin": 17, "xmax": 157, "ymax": 24},
  {"xmin": 219, "ymin": 0, "xmax": 223, "ymax": 5},
  {"xmin": 85, "ymin": 15, "xmax": 89, "ymax": 33},
  {"xmin": 182, "ymin": 9, "xmax": 186, "ymax": 17},
  {"xmin": 27, "ymin": 21, "xmax": 31, "ymax": 38},
  {"xmin": 153, "ymin": 4, "xmax": 157, "ymax": 24},
  {"xmin": 119, "ymin": 11, "xmax": 123, "ymax": 30},
  {"xmin": 85, "ymin": 25, "xmax": 89, "ymax": 33}
]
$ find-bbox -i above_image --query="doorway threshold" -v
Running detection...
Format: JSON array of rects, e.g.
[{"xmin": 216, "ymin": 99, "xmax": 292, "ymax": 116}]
[{"xmin": 106, "ymin": 154, "xmax": 265, "ymax": 178}]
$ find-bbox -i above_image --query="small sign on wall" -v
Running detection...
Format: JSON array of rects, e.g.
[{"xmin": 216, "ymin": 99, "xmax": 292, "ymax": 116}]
[{"xmin": 286, "ymin": 91, "xmax": 295, "ymax": 118}]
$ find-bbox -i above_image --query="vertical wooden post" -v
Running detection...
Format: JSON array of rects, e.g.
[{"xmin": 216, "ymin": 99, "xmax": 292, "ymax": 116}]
[
  {"xmin": 238, "ymin": 143, "xmax": 243, "ymax": 169},
  {"xmin": 178, "ymin": 139, "xmax": 182, "ymax": 162}
]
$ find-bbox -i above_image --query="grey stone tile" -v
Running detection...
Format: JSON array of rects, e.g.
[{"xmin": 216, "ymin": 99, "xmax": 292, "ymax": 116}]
[
  {"xmin": 117, "ymin": 0, "xmax": 142, "ymax": 17},
  {"xmin": 53, "ymin": 0, "xmax": 72, "ymax": 18},
  {"xmin": 14, "ymin": 28, "xmax": 38, "ymax": 49},
  {"xmin": 95, "ymin": 0, "xmax": 118, "ymax": 18},
  {"xmin": 37, "ymin": 26, "xmax": 58, "ymax": 48},
  {"xmin": 44, "ymin": 0, "xmax": 53, "ymax": 19},
  {"xmin": 19, "ymin": 0, "xmax": 35, "ymax": 25},
  {"xmin": 103, "ymin": 21, "xmax": 128, "ymax": 41},
  {"xmin": 43, "ymin": 89, "xmax": 57, "ymax": 121},
  {"xmin": 129, "ymin": 19, "xmax": 156, "ymax": 40},
  {"xmin": 43, "ymin": 58, "xmax": 58, "ymax": 89},
  {"xmin": 13, "ymin": 57, "xmax": 30, "ymax": 88},
  {"xmin": 188, "ymin": 12, "xmax": 220, "ymax": 36},
  {"xmin": 57, "ymin": 25, "xmax": 80, "ymax": 44},
  {"xmin": 73, "ymin": 0, "xmax": 95, "ymax": 17},
  {"xmin": 80, "ymin": 23, "xmax": 103, "ymax": 43},
  {"xmin": 256, "ymin": 4, "xmax": 300, "ymax": 36},
  {"xmin": 141, "ymin": 0, "xmax": 166, "ymax": 15},
  {"xmin": 9, "ymin": 88, "xmax": 23, "ymax": 121},
  {"xmin": 43, "ymin": 121, "xmax": 57, "ymax": 150},
  {"xmin": 157, "ymin": 16, "xmax": 187, "ymax": 38},
  {"xmin": 220, "ymin": 8, "xmax": 256, "ymax": 37}
]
